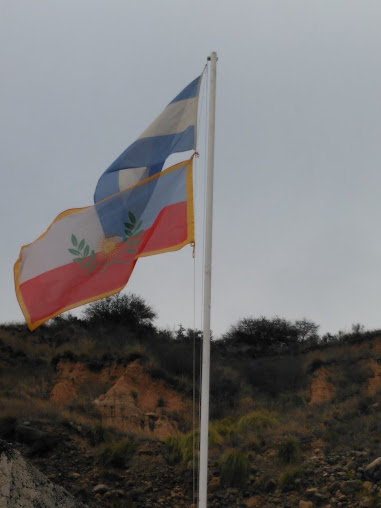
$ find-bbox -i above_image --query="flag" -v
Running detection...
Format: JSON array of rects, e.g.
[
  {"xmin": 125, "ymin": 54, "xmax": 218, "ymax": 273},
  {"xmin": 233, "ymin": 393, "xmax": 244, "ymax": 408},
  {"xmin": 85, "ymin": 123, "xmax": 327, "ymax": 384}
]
[
  {"xmin": 94, "ymin": 76, "xmax": 202, "ymax": 203},
  {"xmin": 15, "ymin": 160, "xmax": 194, "ymax": 331}
]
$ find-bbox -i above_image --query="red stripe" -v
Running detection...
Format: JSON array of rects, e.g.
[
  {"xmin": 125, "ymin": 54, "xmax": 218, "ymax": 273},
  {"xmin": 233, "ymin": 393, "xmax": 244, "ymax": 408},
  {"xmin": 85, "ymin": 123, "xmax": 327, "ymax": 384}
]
[{"xmin": 19, "ymin": 202, "xmax": 188, "ymax": 325}]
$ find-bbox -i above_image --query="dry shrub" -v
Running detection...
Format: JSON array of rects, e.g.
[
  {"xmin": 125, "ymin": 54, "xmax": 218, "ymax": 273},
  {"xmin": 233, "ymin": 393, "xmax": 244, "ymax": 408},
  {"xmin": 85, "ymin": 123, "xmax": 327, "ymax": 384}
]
[
  {"xmin": 165, "ymin": 433, "xmax": 195, "ymax": 466},
  {"xmin": 209, "ymin": 419, "xmax": 238, "ymax": 447},
  {"xmin": 277, "ymin": 438, "xmax": 300, "ymax": 465},
  {"xmin": 89, "ymin": 422, "xmax": 114, "ymax": 446},
  {"xmin": 237, "ymin": 410, "xmax": 278, "ymax": 433},
  {"xmin": 98, "ymin": 437, "xmax": 136, "ymax": 468},
  {"xmin": 0, "ymin": 330, "xmax": 51, "ymax": 360},
  {"xmin": 210, "ymin": 366, "xmax": 242, "ymax": 419},
  {"xmin": 276, "ymin": 393, "xmax": 306, "ymax": 411},
  {"xmin": 278, "ymin": 466, "xmax": 304, "ymax": 491},
  {"xmin": 220, "ymin": 450, "xmax": 250, "ymax": 487},
  {"xmin": 245, "ymin": 356, "xmax": 307, "ymax": 397}
]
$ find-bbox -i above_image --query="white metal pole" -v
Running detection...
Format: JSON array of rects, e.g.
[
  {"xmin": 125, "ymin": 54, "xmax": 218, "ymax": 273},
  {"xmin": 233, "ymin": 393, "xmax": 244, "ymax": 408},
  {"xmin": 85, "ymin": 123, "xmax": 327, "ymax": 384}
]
[{"xmin": 198, "ymin": 51, "xmax": 217, "ymax": 508}]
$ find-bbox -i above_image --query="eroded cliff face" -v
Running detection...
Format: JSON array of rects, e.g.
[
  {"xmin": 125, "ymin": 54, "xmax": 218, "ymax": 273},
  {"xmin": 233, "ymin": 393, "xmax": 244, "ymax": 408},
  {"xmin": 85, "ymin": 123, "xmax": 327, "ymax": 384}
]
[
  {"xmin": 367, "ymin": 358, "xmax": 381, "ymax": 394},
  {"xmin": 50, "ymin": 360, "xmax": 190, "ymax": 439},
  {"xmin": 308, "ymin": 355, "xmax": 381, "ymax": 406},
  {"xmin": 0, "ymin": 440, "xmax": 86, "ymax": 508},
  {"xmin": 308, "ymin": 367, "xmax": 335, "ymax": 405}
]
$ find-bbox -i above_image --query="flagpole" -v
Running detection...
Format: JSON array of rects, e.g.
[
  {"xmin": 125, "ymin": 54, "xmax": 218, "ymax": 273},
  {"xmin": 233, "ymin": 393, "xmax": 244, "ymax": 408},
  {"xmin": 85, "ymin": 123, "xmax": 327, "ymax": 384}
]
[{"xmin": 198, "ymin": 51, "xmax": 217, "ymax": 508}]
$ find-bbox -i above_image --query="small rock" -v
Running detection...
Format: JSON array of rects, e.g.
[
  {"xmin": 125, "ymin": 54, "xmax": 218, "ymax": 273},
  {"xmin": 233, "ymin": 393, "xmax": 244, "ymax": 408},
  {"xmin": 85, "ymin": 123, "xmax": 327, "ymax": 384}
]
[
  {"xmin": 93, "ymin": 484, "xmax": 110, "ymax": 494},
  {"xmin": 305, "ymin": 488, "xmax": 318, "ymax": 497},
  {"xmin": 299, "ymin": 501, "xmax": 313, "ymax": 508},
  {"xmin": 363, "ymin": 480, "xmax": 373, "ymax": 492},
  {"xmin": 365, "ymin": 456, "xmax": 381, "ymax": 481},
  {"xmin": 103, "ymin": 489, "xmax": 126, "ymax": 499},
  {"xmin": 245, "ymin": 496, "xmax": 263, "ymax": 507},
  {"xmin": 328, "ymin": 481, "xmax": 340, "ymax": 493},
  {"xmin": 208, "ymin": 476, "xmax": 220, "ymax": 492},
  {"xmin": 314, "ymin": 493, "xmax": 325, "ymax": 503},
  {"xmin": 340, "ymin": 480, "xmax": 358, "ymax": 494}
]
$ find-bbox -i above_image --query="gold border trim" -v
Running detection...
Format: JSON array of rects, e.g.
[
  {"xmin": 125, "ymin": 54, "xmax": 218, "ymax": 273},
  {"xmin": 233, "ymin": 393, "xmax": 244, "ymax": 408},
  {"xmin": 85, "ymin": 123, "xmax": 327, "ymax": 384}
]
[{"xmin": 14, "ymin": 159, "xmax": 194, "ymax": 331}]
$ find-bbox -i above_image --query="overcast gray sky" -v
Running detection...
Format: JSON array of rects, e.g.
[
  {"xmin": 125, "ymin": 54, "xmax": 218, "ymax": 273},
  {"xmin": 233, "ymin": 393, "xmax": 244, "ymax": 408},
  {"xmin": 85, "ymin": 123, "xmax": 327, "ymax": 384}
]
[{"xmin": 2, "ymin": 1, "xmax": 381, "ymax": 337}]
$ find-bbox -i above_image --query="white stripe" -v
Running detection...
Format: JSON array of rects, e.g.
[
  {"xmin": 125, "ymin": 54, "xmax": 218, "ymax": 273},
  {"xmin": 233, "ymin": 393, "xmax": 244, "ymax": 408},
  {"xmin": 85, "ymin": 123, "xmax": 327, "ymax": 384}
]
[
  {"xmin": 138, "ymin": 97, "xmax": 197, "ymax": 140},
  {"xmin": 19, "ymin": 206, "xmax": 104, "ymax": 284},
  {"xmin": 118, "ymin": 166, "xmax": 149, "ymax": 193},
  {"xmin": 140, "ymin": 165, "xmax": 186, "ymax": 226}
]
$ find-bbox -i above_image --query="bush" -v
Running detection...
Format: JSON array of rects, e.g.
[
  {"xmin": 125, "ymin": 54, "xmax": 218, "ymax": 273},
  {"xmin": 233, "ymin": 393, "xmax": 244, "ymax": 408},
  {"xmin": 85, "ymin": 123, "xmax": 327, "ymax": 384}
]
[
  {"xmin": 209, "ymin": 419, "xmax": 237, "ymax": 446},
  {"xmin": 308, "ymin": 357, "xmax": 325, "ymax": 372},
  {"xmin": 89, "ymin": 423, "xmax": 113, "ymax": 446},
  {"xmin": 277, "ymin": 438, "xmax": 300, "ymax": 465},
  {"xmin": 278, "ymin": 466, "xmax": 304, "ymax": 491},
  {"xmin": 165, "ymin": 434, "xmax": 194, "ymax": 466},
  {"xmin": 98, "ymin": 438, "xmax": 136, "ymax": 468},
  {"xmin": 123, "ymin": 345, "xmax": 149, "ymax": 364},
  {"xmin": 210, "ymin": 366, "xmax": 241, "ymax": 419},
  {"xmin": 220, "ymin": 450, "xmax": 250, "ymax": 487},
  {"xmin": 237, "ymin": 410, "xmax": 278, "ymax": 432},
  {"xmin": 148, "ymin": 365, "xmax": 175, "ymax": 386},
  {"xmin": 156, "ymin": 342, "xmax": 198, "ymax": 379},
  {"xmin": 222, "ymin": 316, "xmax": 319, "ymax": 356},
  {"xmin": 277, "ymin": 393, "xmax": 307, "ymax": 411},
  {"xmin": 245, "ymin": 356, "xmax": 307, "ymax": 397},
  {"xmin": 83, "ymin": 293, "xmax": 156, "ymax": 328}
]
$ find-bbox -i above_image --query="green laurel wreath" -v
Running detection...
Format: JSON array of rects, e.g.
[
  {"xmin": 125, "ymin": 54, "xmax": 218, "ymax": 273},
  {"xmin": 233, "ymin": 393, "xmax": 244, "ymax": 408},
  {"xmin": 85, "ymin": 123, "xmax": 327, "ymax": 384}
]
[
  {"xmin": 68, "ymin": 235, "xmax": 97, "ymax": 273},
  {"xmin": 123, "ymin": 211, "xmax": 144, "ymax": 251},
  {"xmin": 68, "ymin": 211, "xmax": 144, "ymax": 274}
]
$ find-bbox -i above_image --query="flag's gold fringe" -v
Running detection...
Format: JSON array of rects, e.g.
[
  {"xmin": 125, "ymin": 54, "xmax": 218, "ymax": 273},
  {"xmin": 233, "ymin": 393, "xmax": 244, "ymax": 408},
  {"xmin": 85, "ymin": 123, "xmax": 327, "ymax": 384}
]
[{"xmin": 14, "ymin": 159, "xmax": 195, "ymax": 332}]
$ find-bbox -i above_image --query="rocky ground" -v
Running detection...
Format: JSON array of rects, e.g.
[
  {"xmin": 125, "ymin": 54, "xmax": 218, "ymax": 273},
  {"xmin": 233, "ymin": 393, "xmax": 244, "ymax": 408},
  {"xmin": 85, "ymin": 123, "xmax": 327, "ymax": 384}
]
[
  {"xmin": 1, "ymin": 323, "xmax": 381, "ymax": 507},
  {"xmin": 0, "ymin": 439, "xmax": 85, "ymax": 507},
  {"xmin": 1, "ymin": 419, "xmax": 380, "ymax": 507}
]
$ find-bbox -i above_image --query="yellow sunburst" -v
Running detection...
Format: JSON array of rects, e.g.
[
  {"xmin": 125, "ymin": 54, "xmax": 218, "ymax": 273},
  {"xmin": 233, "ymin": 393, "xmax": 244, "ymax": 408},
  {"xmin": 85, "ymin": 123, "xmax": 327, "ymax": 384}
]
[{"xmin": 97, "ymin": 235, "xmax": 122, "ymax": 260}]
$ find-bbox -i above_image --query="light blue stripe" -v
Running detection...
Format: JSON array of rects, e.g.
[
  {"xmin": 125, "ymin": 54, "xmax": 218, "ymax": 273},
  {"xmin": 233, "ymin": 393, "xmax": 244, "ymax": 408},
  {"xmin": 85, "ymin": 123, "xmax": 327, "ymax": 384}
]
[
  {"xmin": 170, "ymin": 76, "xmax": 201, "ymax": 104},
  {"xmin": 94, "ymin": 127, "xmax": 194, "ymax": 202},
  {"xmin": 107, "ymin": 127, "xmax": 194, "ymax": 171},
  {"xmin": 94, "ymin": 75, "xmax": 201, "ymax": 204},
  {"xmin": 95, "ymin": 165, "xmax": 187, "ymax": 238},
  {"xmin": 94, "ymin": 171, "xmax": 120, "ymax": 203}
]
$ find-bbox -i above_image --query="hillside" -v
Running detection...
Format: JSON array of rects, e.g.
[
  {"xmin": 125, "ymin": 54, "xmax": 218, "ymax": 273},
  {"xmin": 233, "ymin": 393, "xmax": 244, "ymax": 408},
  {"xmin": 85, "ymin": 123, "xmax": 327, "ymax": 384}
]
[{"xmin": 0, "ymin": 296, "xmax": 381, "ymax": 507}]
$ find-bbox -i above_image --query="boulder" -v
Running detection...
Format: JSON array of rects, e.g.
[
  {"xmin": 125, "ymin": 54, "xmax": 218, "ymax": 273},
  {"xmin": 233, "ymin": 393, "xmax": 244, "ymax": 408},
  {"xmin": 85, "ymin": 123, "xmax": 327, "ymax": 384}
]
[
  {"xmin": 364, "ymin": 457, "xmax": 381, "ymax": 481},
  {"xmin": 15, "ymin": 424, "xmax": 54, "ymax": 454},
  {"xmin": 0, "ymin": 440, "xmax": 86, "ymax": 507}
]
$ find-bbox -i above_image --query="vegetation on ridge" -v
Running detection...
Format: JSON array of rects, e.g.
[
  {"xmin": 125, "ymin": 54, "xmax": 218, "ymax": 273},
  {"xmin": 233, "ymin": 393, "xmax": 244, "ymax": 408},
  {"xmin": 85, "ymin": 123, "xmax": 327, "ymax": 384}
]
[{"xmin": 0, "ymin": 292, "xmax": 380, "ymax": 506}]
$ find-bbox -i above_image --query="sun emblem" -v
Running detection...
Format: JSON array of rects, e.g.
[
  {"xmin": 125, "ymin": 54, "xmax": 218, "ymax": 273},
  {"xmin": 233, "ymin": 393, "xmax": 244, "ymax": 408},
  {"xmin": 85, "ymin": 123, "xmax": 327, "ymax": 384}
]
[
  {"xmin": 97, "ymin": 235, "xmax": 123, "ymax": 260},
  {"xmin": 68, "ymin": 211, "xmax": 144, "ymax": 274}
]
